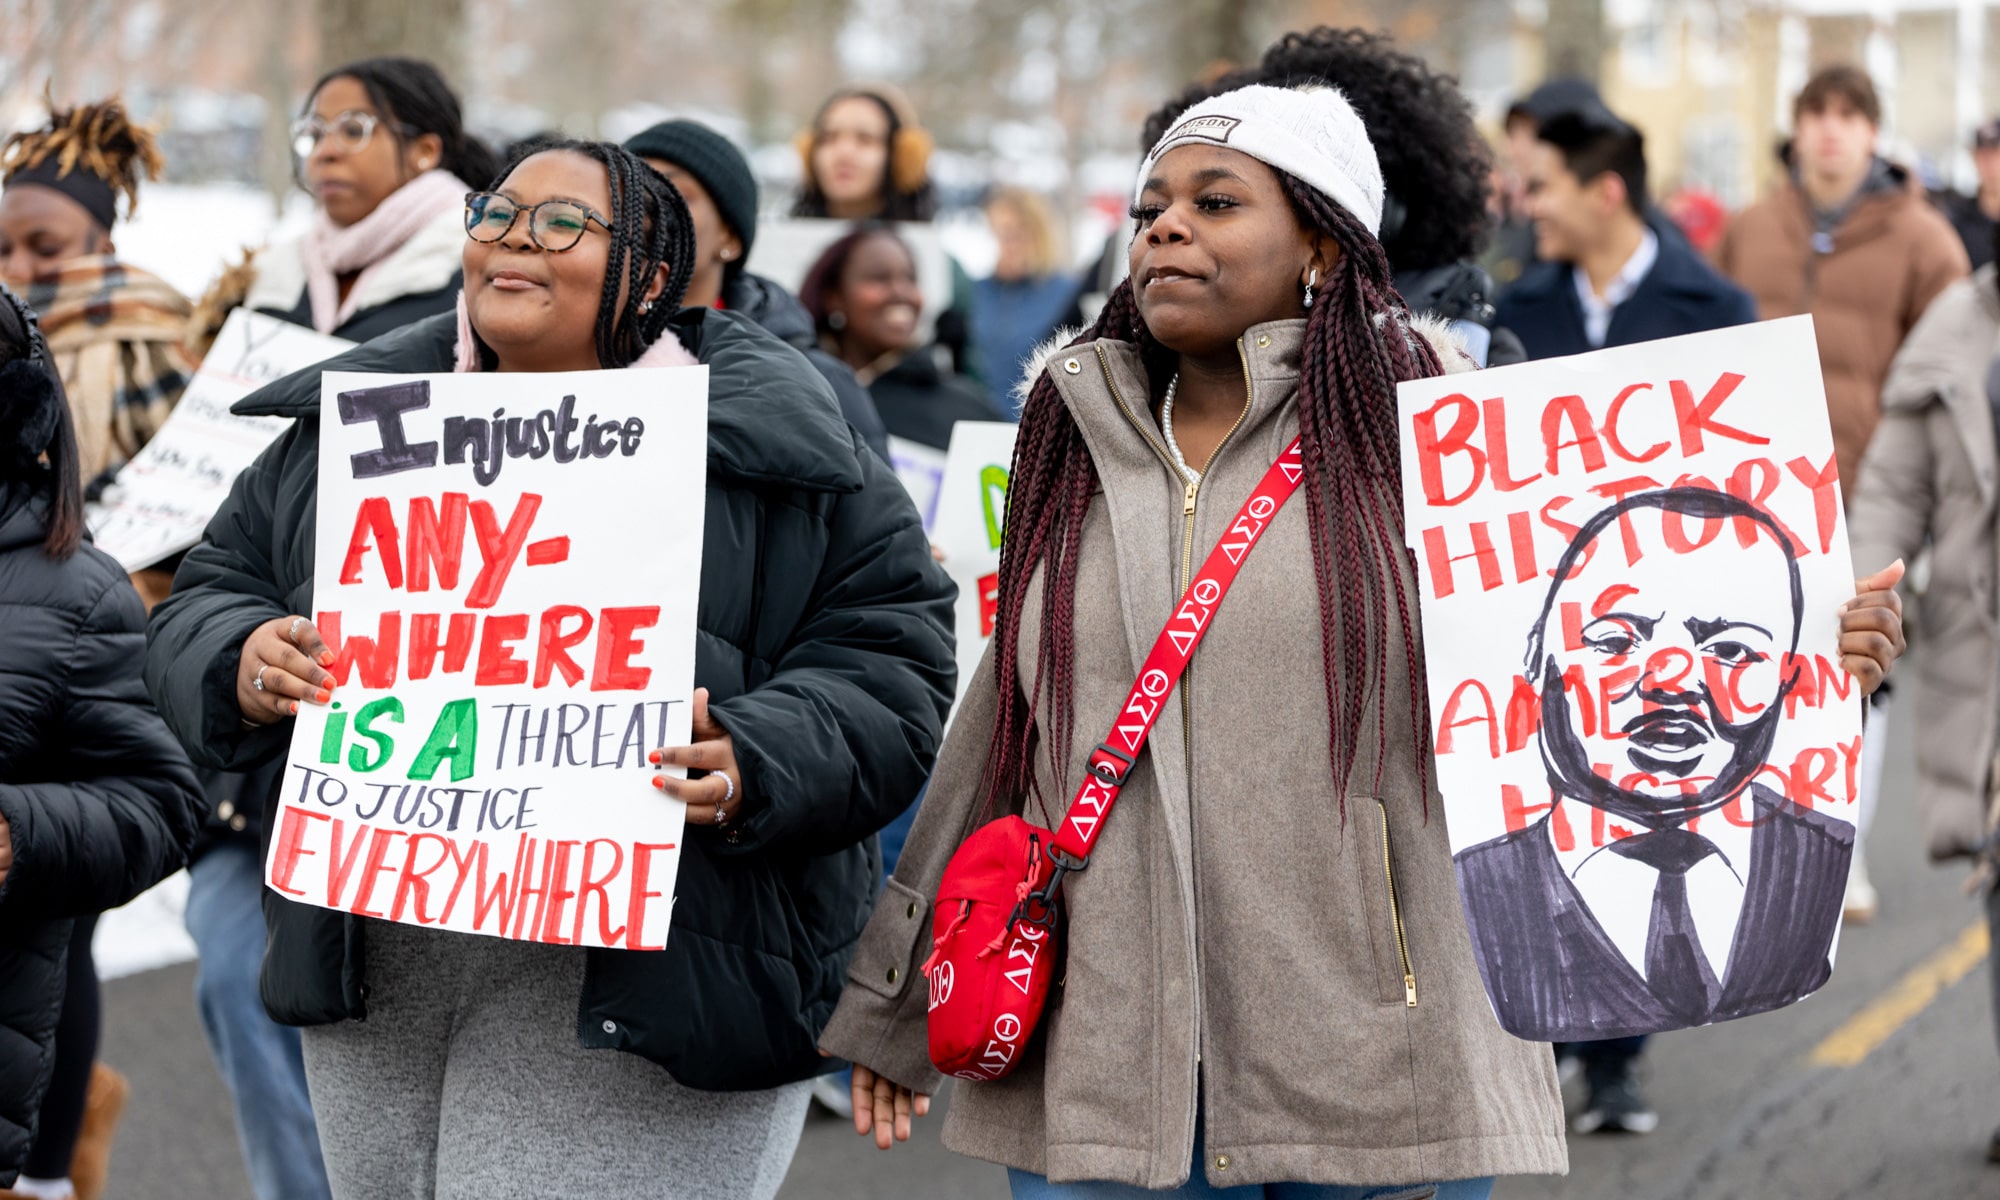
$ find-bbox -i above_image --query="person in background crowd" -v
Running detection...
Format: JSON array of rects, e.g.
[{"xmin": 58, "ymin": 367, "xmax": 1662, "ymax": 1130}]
[
  {"xmin": 183, "ymin": 54, "xmax": 500, "ymax": 1200},
  {"xmin": 0, "ymin": 97, "xmax": 192, "ymax": 500},
  {"xmin": 1486, "ymin": 77, "xmax": 1607, "ymax": 294},
  {"xmin": 144, "ymin": 139, "xmax": 954, "ymax": 1200},
  {"xmin": 624, "ymin": 118, "xmax": 890, "ymax": 459},
  {"xmin": 1847, "ymin": 222, "xmax": 2000, "ymax": 1169},
  {"xmin": 972, "ymin": 186, "xmax": 1082, "ymax": 401},
  {"xmin": 1664, "ymin": 187, "xmax": 1728, "ymax": 257},
  {"xmin": 1499, "ymin": 109, "xmax": 1755, "ymax": 359},
  {"xmin": 1492, "ymin": 106, "xmax": 1757, "ymax": 1137},
  {"xmin": 0, "ymin": 95, "xmax": 191, "ymax": 1200},
  {"xmin": 192, "ymin": 56, "xmax": 499, "ymax": 351},
  {"xmin": 1142, "ymin": 26, "xmax": 1522, "ymax": 367},
  {"xmin": 0, "ymin": 282, "xmax": 202, "ymax": 1200},
  {"xmin": 802, "ymin": 224, "xmax": 999, "ymax": 449},
  {"xmin": 1937, "ymin": 119, "xmax": 2000, "ymax": 271},
  {"xmin": 792, "ymin": 84, "xmax": 981, "ymax": 381},
  {"xmin": 1716, "ymin": 62, "xmax": 1969, "ymax": 927}
]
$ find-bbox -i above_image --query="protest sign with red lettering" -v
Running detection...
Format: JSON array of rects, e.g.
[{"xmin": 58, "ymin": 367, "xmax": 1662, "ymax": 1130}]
[
  {"xmin": 1396, "ymin": 316, "xmax": 1860, "ymax": 1041},
  {"xmin": 930, "ymin": 421, "xmax": 1016, "ymax": 706},
  {"xmin": 266, "ymin": 367, "xmax": 707, "ymax": 951}
]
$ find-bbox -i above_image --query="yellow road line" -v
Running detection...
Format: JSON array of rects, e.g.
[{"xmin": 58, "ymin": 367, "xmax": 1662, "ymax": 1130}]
[{"xmin": 1807, "ymin": 919, "xmax": 1991, "ymax": 1068}]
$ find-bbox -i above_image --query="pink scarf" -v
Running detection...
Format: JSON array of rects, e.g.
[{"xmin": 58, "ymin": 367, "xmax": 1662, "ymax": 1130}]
[
  {"xmin": 300, "ymin": 169, "xmax": 468, "ymax": 334},
  {"xmin": 452, "ymin": 289, "xmax": 698, "ymax": 372}
]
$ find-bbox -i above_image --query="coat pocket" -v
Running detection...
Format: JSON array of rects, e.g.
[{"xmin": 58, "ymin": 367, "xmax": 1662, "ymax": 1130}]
[
  {"xmin": 1357, "ymin": 798, "xmax": 1419, "ymax": 1008},
  {"xmin": 844, "ymin": 875, "xmax": 930, "ymax": 1002}
]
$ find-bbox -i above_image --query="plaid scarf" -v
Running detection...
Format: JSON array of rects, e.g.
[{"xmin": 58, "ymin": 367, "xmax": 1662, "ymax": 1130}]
[{"xmin": 22, "ymin": 254, "xmax": 194, "ymax": 485}]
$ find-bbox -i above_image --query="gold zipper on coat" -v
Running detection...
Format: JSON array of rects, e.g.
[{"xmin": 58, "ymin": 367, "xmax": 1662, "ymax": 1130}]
[{"xmin": 1377, "ymin": 800, "xmax": 1418, "ymax": 1007}]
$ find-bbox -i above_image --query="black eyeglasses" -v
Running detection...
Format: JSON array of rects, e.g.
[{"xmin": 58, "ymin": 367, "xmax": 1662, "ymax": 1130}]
[{"xmin": 464, "ymin": 191, "xmax": 615, "ymax": 253}]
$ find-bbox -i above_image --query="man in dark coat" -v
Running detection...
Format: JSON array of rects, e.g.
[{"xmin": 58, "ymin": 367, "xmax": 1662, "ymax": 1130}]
[
  {"xmin": 1496, "ymin": 109, "xmax": 1757, "ymax": 360},
  {"xmin": 0, "ymin": 284, "xmax": 202, "ymax": 1188},
  {"xmin": 143, "ymin": 304, "xmax": 955, "ymax": 1091}
]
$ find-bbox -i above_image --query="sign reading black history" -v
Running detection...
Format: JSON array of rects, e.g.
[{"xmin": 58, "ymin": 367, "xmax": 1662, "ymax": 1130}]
[{"xmin": 1396, "ymin": 317, "xmax": 1861, "ymax": 1041}]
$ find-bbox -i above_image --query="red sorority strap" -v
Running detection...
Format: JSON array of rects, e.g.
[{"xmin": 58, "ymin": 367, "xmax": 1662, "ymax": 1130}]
[{"xmin": 1050, "ymin": 437, "xmax": 1306, "ymax": 864}]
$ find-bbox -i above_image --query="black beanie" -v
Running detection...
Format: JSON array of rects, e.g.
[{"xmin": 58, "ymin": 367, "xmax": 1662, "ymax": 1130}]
[{"xmin": 624, "ymin": 120, "xmax": 759, "ymax": 273}]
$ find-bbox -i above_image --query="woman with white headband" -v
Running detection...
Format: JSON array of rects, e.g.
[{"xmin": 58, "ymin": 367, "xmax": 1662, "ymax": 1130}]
[{"xmin": 818, "ymin": 84, "xmax": 1900, "ymax": 1198}]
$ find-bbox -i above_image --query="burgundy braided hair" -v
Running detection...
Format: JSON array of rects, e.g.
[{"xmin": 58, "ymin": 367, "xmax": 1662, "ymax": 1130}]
[{"xmin": 982, "ymin": 169, "xmax": 1442, "ymax": 822}]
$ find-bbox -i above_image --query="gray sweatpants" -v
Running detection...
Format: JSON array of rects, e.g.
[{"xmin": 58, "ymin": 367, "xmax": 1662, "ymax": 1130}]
[{"xmin": 300, "ymin": 919, "xmax": 810, "ymax": 1200}]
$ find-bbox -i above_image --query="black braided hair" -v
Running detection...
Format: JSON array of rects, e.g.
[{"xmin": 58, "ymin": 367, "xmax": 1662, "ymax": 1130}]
[{"xmin": 477, "ymin": 139, "xmax": 697, "ymax": 370}]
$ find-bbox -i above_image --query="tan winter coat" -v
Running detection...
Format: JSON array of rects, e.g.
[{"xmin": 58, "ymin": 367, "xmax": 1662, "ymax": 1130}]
[
  {"xmin": 1715, "ymin": 168, "xmax": 1968, "ymax": 496},
  {"xmin": 818, "ymin": 319, "xmax": 1567, "ymax": 1189},
  {"xmin": 1848, "ymin": 267, "xmax": 2000, "ymax": 860}
]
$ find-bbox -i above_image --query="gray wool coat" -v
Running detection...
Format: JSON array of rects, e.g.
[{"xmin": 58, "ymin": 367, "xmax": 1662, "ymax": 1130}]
[
  {"xmin": 1849, "ymin": 266, "xmax": 2000, "ymax": 861},
  {"xmin": 818, "ymin": 318, "xmax": 1567, "ymax": 1189}
]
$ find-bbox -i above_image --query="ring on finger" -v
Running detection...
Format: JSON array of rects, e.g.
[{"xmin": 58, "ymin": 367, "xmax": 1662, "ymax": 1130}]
[
  {"xmin": 715, "ymin": 773, "xmax": 734, "ymax": 825},
  {"xmin": 289, "ymin": 616, "xmax": 307, "ymax": 643},
  {"xmin": 253, "ymin": 665, "xmax": 269, "ymax": 692}
]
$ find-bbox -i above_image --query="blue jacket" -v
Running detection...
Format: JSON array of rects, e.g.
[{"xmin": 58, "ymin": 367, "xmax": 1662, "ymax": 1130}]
[{"xmin": 1495, "ymin": 222, "xmax": 1758, "ymax": 359}]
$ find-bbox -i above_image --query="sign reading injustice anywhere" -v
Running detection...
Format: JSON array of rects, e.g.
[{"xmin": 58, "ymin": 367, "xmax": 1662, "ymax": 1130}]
[
  {"xmin": 1397, "ymin": 316, "xmax": 1862, "ymax": 1041},
  {"xmin": 268, "ymin": 368, "xmax": 708, "ymax": 950},
  {"xmin": 88, "ymin": 310, "xmax": 352, "ymax": 569}
]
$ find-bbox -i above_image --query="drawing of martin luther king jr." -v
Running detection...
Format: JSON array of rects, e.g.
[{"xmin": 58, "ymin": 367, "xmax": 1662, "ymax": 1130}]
[{"xmin": 1453, "ymin": 487, "xmax": 1858, "ymax": 1041}]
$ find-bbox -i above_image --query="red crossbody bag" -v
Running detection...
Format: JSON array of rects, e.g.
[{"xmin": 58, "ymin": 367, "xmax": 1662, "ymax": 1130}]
[{"xmin": 921, "ymin": 437, "xmax": 1307, "ymax": 1080}]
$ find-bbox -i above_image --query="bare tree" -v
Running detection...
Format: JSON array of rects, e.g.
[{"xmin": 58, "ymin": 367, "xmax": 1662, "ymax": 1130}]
[
  {"xmin": 1542, "ymin": 0, "xmax": 1604, "ymax": 83},
  {"xmin": 317, "ymin": 0, "xmax": 465, "ymax": 76}
]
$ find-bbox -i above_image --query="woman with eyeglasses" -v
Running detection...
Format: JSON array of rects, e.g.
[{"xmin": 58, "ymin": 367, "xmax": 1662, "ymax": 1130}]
[
  {"xmin": 190, "ymin": 56, "xmax": 498, "ymax": 353},
  {"xmin": 145, "ymin": 139, "xmax": 955, "ymax": 1199},
  {"xmin": 172, "ymin": 56, "xmax": 498, "ymax": 1200}
]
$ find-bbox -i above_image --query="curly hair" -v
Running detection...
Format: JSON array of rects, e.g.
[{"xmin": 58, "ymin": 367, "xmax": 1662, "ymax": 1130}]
[
  {"xmin": 473, "ymin": 139, "xmax": 696, "ymax": 370},
  {"xmin": 985, "ymin": 170, "xmax": 1443, "ymax": 824},
  {"xmin": 2, "ymin": 94, "xmax": 164, "ymax": 222},
  {"xmin": 1140, "ymin": 27, "xmax": 1492, "ymax": 273}
]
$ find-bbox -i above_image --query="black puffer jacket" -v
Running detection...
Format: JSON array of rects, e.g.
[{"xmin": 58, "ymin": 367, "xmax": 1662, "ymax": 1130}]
[
  {"xmin": 144, "ymin": 307, "xmax": 956, "ymax": 1090},
  {"xmin": 725, "ymin": 270, "xmax": 891, "ymax": 461},
  {"xmin": 0, "ymin": 485, "xmax": 202, "ymax": 1185}
]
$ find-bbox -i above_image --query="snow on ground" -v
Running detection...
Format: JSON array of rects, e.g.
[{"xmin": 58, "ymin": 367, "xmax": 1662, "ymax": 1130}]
[{"xmin": 96, "ymin": 870, "xmax": 198, "ymax": 981}]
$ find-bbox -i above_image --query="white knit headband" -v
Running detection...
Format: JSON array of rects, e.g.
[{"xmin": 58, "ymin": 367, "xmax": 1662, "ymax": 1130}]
[{"xmin": 1136, "ymin": 84, "xmax": 1385, "ymax": 238}]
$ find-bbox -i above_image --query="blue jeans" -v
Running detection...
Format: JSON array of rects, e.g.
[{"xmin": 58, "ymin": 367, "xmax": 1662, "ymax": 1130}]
[
  {"xmin": 185, "ymin": 841, "xmax": 334, "ymax": 1200},
  {"xmin": 1007, "ymin": 1102, "xmax": 1494, "ymax": 1200}
]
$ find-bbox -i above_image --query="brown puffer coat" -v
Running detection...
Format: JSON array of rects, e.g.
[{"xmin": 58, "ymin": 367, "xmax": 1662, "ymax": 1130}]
[{"xmin": 1715, "ymin": 162, "xmax": 1967, "ymax": 496}]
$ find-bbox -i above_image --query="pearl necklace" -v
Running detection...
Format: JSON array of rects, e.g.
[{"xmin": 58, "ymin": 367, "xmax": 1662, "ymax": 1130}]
[{"xmin": 1160, "ymin": 373, "xmax": 1200, "ymax": 483}]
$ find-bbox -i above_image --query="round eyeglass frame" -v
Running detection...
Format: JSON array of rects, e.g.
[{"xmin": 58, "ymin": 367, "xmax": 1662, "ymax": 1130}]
[
  {"xmin": 462, "ymin": 191, "xmax": 616, "ymax": 253},
  {"xmin": 289, "ymin": 110, "xmax": 417, "ymax": 160}
]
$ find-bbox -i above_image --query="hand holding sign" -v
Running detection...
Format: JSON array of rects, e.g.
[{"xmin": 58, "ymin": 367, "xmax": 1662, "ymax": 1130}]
[
  {"xmin": 238, "ymin": 615, "xmax": 340, "ymax": 724},
  {"xmin": 1839, "ymin": 559, "xmax": 1907, "ymax": 695},
  {"xmin": 649, "ymin": 687, "xmax": 745, "ymax": 830}
]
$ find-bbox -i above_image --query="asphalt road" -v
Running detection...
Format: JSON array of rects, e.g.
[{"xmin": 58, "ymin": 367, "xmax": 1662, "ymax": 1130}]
[{"xmin": 90, "ymin": 688, "xmax": 1999, "ymax": 1199}]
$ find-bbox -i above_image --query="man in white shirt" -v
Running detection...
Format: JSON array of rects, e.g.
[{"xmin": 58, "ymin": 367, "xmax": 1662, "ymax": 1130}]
[{"xmin": 1494, "ymin": 108, "xmax": 1756, "ymax": 361}]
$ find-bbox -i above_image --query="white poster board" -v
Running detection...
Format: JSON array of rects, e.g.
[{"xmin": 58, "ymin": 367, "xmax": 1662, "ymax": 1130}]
[
  {"xmin": 887, "ymin": 435, "xmax": 949, "ymax": 532},
  {"xmin": 87, "ymin": 310, "xmax": 352, "ymax": 569},
  {"xmin": 1398, "ymin": 316, "xmax": 1861, "ymax": 1041},
  {"xmin": 930, "ymin": 422, "xmax": 1017, "ymax": 705},
  {"xmin": 744, "ymin": 218, "xmax": 954, "ymax": 343},
  {"xmin": 267, "ymin": 368, "xmax": 709, "ymax": 950}
]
